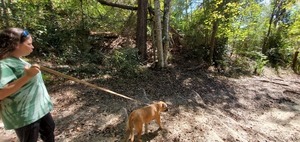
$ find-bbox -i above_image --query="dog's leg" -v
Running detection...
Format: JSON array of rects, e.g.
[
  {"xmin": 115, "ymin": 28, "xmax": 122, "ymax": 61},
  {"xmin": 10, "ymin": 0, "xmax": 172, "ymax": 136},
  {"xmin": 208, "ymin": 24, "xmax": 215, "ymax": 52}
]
[
  {"xmin": 155, "ymin": 114, "xmax": 163, "ymax": 129},
  {"xmin": 136, "ymin": 128, "xmax": 143, "ymax": 142},
  {"xmin": 128, "ymin": 123, "xmax": 135, "ymax": 142},
  {"xmin": 129, "ymin": 131, "xmax": 134, "ymax": 142},
  {"xmin": 135, "ymin": 122, "xmax": 143, "ymax": 142},
  {"xmin": 144, "ymin": 123, "xmax": 149, "ymax": 133},
  {"xmin": 124, "ymin": 112, "xmax": 136, "ymax": 142},
  {"xmin": 124, "ymin": 125, "xmax": 135, "ymax": 142},
  {"xmin": 124, "ymin": 121, "xmax": 133, "ymax": 142}
]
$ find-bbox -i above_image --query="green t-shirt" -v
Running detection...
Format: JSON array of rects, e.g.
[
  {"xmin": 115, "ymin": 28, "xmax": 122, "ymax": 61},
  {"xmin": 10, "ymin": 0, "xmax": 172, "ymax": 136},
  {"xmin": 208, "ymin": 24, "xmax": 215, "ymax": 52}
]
[{"xmin": 0, "ymin": 57, "xmax": 53, "ymax": 130}]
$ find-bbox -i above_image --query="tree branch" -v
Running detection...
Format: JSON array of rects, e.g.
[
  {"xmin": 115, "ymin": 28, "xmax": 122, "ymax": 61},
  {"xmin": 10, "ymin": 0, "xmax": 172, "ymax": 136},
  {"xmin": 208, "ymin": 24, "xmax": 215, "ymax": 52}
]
[{"xmin": 96, "ymin": 0, "xmax": 138, "ymax": 10}]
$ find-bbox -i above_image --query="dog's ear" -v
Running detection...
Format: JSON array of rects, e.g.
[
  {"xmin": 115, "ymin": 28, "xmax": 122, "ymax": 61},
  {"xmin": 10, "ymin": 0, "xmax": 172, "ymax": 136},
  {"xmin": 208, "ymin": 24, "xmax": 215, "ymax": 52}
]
[
  {"xmin": 163, "ymin": 102, "xmax": 168, "ymax": 110},
  {"xmin": 158, "ymin": 101, "xmax": 168, "ymax": 112}
]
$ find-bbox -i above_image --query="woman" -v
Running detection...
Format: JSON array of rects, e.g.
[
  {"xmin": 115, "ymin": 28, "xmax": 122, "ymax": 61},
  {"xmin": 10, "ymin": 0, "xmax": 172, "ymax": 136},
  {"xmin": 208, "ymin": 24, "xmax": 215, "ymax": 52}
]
[{"xmin": 0, "ymin": 28, "xmax": 55, "ymax": 142}]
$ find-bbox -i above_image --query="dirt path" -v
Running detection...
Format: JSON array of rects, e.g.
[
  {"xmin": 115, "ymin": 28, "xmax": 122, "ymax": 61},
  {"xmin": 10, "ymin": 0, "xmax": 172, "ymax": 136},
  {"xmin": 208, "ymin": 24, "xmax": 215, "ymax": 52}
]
[{"xmin": 1, "ymin": 67, "xmax": 300, "ymax": 142}]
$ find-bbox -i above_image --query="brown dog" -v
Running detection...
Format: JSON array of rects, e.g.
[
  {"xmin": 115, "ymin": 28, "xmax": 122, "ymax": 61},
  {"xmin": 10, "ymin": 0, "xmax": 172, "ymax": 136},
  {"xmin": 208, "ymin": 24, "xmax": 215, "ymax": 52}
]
[{"xmin": 124, "ymin": 101, "xmax": 168, "ymax": 142}]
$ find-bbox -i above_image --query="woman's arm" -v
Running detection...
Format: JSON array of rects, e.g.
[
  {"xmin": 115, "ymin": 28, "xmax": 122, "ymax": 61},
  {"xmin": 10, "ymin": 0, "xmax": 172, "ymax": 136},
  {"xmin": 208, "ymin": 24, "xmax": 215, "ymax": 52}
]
[{"xmin": 0, "ymin": 65, "xmax": 40, "ymax": 100}]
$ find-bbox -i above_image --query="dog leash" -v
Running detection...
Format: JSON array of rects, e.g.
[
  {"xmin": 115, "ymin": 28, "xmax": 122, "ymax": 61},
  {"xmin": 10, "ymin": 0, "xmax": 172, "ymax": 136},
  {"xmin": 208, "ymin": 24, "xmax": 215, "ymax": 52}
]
[{"xmin": 40, "ymin": 66, "xmax": 140, "ymax": 103}]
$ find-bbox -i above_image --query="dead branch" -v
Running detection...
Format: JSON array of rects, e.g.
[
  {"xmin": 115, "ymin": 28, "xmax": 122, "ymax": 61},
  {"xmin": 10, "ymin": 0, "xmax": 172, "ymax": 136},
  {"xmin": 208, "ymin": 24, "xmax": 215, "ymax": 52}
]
[
  {"xmin": 96, "ymin": 0, "xmax": 138, "ymax": 10},
  {"xmin": 90, "ymin": 31, "xmax": 118, "ymax": 38},
  {"xmin": 141, "ymin": 88, "xmax": 151, "ymax": 103},
  {"xmin": 283, "ymin": 90, "xmax": 300, "ymax": 95},
  {"xmin": 257, "ymin": 79, "xmax": 289, "ymax": 86},
  {"xmin": 291, "ymin": 81, "xmax": 300, "ymax": 85}
]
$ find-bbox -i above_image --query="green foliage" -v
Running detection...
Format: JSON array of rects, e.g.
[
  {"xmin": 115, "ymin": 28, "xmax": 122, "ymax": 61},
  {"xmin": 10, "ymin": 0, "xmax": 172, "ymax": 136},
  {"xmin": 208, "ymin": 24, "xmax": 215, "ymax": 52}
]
[
  {"xmin": 41, "ymin": 73, "xmax": 58, "ymax": 85},
  {"xmin": 266, "ymin": 30, "xmax": 290, "ymax": 67},
  {"xmin": 0, "ymin": 0, "xmax": 132, "ymax": 62},
  {"xmin": 179, "ymin": 0, "xmax": 239, "ymax": 65},
  {"xmin": 225, "ymin": 56, "xmax": 253, "ymax": 77},
  {"xmin": 104, "ymin": 48, "xmax": 141, "ymax": 78},
  {"xmin": 287, "ymin": 5, "xmax": 300, "ymax": 73},
  {"xmin": 1, "ymin": 0, "xmax": 299, "ymax": 76},
  {"xmin": 170, "ymin": 0, "xmax": 192, "ymax": 31},
  {"xmin": 252, "ymin": 52, "xmax": 268, "ymax": 75},
  {"xmin": 179, "ymin": 0, "xmax": 298, "ymax": 74},
  {"xmin": 213, "ymin": 38, "xmax": 229, "ymax": 65},
  {"xmin": 228, "ymin": 1, "xmax": 264, "ymax": 54}
]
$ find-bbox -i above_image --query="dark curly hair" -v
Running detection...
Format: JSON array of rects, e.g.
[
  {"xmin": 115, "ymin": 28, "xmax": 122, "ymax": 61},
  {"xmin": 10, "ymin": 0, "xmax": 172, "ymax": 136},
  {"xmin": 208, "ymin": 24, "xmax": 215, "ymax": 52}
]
[{"xmin": 0, "ymin": 28, "xmax": 30, "ymax": 59}]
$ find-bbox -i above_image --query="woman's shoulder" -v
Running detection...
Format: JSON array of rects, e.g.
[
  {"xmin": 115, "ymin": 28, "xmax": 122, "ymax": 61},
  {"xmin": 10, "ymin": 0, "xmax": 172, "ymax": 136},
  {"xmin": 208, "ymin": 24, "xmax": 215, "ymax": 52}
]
[
  {"xmin": 1, "ymin": 57, "xmax": 26, "ymax": 63},
  {"xmin": 0, "ymin": 57, "xmax": 27, "ymax": 69}
]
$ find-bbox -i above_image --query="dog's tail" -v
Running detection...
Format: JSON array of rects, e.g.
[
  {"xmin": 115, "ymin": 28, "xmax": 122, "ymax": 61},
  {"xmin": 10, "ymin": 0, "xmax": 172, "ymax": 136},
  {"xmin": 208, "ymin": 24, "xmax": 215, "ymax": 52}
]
[
  {"xmin": 125, "ymin": 112, "xmax": 135, "ymax": 142},
  {"xmin": 122, "ymin": 108, "xmax": 134, "ymax": 142}
]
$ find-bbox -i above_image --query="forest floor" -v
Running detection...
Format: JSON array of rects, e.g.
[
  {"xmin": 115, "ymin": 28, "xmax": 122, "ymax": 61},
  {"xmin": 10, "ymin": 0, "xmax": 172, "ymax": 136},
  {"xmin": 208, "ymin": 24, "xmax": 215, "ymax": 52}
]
[{"xmin": 1, "ymin": 61, "xmax": 300, "ymax": 142}]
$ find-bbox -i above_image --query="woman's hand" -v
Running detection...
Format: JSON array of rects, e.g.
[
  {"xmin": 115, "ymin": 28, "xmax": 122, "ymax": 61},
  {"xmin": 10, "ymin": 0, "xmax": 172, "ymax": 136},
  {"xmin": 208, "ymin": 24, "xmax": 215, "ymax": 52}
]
[
  {"xmin": 24, "ymin": 64, "xmax": 40, "ymax": 77},
  {"xmin": 0, "ymin": 64, "xmax": 41, "ymax": 100}
]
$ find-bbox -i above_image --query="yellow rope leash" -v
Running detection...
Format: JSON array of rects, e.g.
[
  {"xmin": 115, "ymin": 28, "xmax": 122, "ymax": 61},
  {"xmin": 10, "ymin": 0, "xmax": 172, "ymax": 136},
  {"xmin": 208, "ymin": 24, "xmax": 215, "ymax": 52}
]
[{"xmin": 40, "ymin": 66, "xmax": 139, "ymax": 102}]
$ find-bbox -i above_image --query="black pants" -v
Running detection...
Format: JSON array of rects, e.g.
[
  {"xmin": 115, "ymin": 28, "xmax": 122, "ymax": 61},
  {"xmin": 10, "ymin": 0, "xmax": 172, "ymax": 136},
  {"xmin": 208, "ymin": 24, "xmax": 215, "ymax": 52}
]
[{"xmin": 15, "ymin": 113, "xmax": 55, "ymax": 142}]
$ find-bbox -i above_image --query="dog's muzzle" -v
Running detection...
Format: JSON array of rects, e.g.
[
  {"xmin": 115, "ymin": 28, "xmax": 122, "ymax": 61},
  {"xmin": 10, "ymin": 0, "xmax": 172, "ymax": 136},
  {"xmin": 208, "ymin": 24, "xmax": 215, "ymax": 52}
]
[{"xmin": 164, "ymin": 108, "xmax": 169, "ymax": 112}]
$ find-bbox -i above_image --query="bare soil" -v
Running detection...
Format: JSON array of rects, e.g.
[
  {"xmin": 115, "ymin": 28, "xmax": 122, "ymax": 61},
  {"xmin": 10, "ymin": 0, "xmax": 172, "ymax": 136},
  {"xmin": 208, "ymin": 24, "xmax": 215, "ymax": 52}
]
[{"xmin": 1, "ymin": 64, "xmax": 300, "ymax": 142}]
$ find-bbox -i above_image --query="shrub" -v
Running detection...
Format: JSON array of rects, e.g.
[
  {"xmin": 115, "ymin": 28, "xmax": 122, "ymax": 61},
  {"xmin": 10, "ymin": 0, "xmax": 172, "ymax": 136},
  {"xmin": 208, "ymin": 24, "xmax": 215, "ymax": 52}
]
[{"xmin": 104, "ymin": 48, "xmax": 141, "ymax": 77}]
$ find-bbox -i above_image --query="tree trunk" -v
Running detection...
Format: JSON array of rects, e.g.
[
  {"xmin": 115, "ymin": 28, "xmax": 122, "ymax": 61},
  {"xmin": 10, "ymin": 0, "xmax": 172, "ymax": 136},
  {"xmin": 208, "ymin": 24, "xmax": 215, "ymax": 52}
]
[
  {"xmin": 152, "ymin": 21, "xmax": 157, "ymax": 64},
  {"xmin": 292, "ymin": 51, "xmax": 299, "ymax": 72},
  {"xmin": 80, "ymin": 0, "xmax": 85, "ymax": 31},
  {"xmin": 149, "ymin": 1, "xmax": 157, "ymax": 64},
  {"xmin": 154, "ymin": 0, "xmax": 164, "ymax": 68},
  {"xmin": 209, "ymin": 20, "xmax": 218, "ymax": 65},
  {"xmin": 162, "ymin": 0, "xmax": 171, "ymax": 66},
  {"xmin": 136, "ymin": 0, "xmax": 148, "ymax": 62},
  {"xmin": 262, "ymin": 0, "xmax": 283, "ymax": 54}
]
